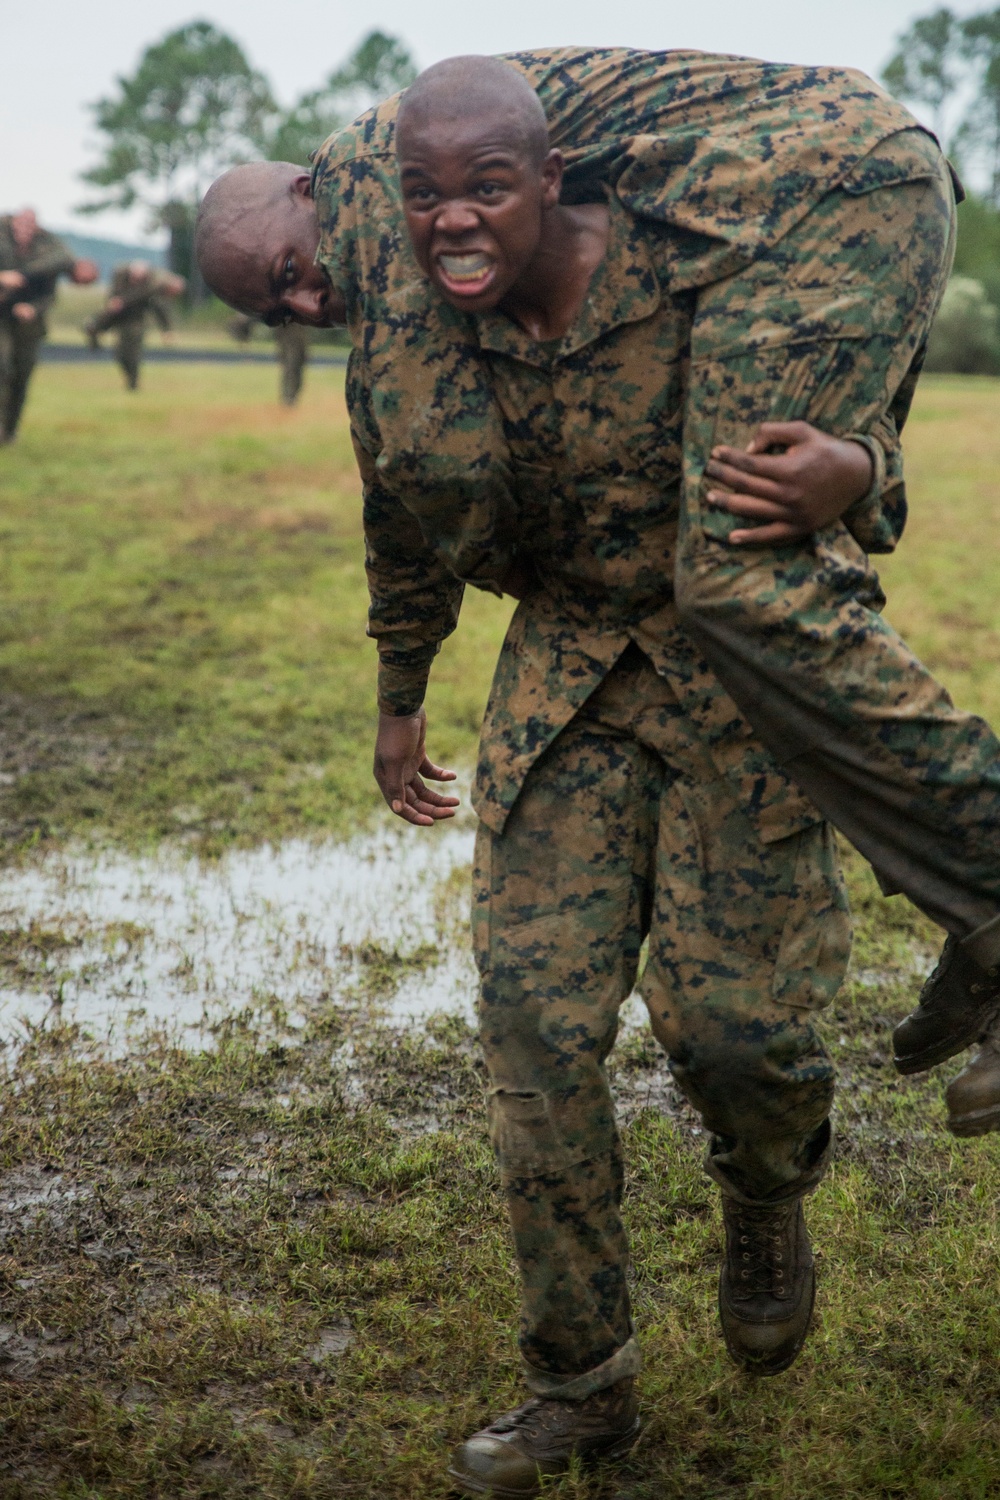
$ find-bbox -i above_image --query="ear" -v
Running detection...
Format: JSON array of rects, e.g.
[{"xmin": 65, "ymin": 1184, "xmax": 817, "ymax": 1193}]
[
  {"xmin": 540, "ymin": 148, "xmax": 564, "ymax": 210},
  {"xmin": 290, "ymin": 173, "xmax": 314, "ymax": 202}
]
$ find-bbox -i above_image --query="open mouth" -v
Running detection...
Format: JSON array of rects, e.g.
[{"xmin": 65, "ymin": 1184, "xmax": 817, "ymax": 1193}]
[{"xmin": 436, "ymin": 251, "xmax": 496, "ymax": 298}]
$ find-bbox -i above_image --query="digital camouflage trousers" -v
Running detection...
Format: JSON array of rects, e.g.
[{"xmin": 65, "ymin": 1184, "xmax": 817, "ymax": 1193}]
[
  {"xmin": 473, "ymin": 644, "xmax": 851, "ymax": 1397},
  {"xmin": 677, "ymin": 128, "xmax": 1000, "ymax": 938}
]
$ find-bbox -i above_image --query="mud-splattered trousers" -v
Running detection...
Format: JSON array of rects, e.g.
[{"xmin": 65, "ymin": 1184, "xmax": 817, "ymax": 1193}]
[{"xmin": 473, "ymin": 643, "xmax": 850, "ymax": 1395}]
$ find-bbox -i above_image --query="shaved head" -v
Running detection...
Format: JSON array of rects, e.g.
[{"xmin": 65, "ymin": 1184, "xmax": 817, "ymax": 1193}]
[
  {"xmin": 196, "ymin": 161, "xmax": 342, "ymax": 326},
  {"xmin": 197, "ymin": 162, "xmax": 302, "ymax": 308},
  {"xmin": 397, "ymin": 56, "xmax": 549, "ymax": 166}
]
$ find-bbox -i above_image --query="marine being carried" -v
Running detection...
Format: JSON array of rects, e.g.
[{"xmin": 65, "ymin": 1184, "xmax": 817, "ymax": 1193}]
[
  {"xmin": 85, "ymin": 261, "xmax": 186, "ymax": 391},
  {"xmin": 0, "ymin": 207, "xmax": 98, "ymax": 443},
  {"xmin": 197, "ymin": 45, "xmax": 1000, "ymax": 1496}
]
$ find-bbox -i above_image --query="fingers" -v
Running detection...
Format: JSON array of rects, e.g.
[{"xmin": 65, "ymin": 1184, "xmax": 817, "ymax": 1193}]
[
  {"xmin": 418, "ymin": 756, "xmax": 458, "ymax": 783},
  {"xmin": 728, "ymin": 520, "xmax": 810, "ymax": 545},
  {"xmin": 705, "ymin": 458, "xmax": 786, "ymax": 503},
  {"xmin": 394, "ymin": 779, "xmax": 458, "ymax": 826},
  {"xmin": 707, "ymin": 491, "xmax": 794, "ymax": 522},
  {"xmin": 744, "ymin": 420, "xmax": 813, "ymax": 454}
]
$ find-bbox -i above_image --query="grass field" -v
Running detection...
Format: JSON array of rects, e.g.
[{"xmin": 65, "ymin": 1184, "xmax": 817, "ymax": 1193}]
[{"xmin": 1, "ymin": 364, "xmax": 1000, "ymax": 1498}]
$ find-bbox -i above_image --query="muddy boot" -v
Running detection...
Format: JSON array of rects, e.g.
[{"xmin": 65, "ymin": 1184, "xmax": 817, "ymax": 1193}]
[
  {"xmin": 719, "ymin": 1195, "xmax": 815, "ymax": 1376},
  {"xmin": 947, "ymin": 1013, "xmax": 1000, "ymax": 1137},
  {"xmin": 894, "ymin": 917, "xmax": 1000, "ymax": 1075},
  {"xmin": 447, "ymin": 1379, "xmax": 640, "ymax": 1497}
]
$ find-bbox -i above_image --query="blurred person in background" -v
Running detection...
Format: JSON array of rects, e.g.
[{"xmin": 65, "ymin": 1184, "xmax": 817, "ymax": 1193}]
[
  {"xmin": 0, "ymin": 207, "xmax": 98, "ymax": 442},
  {"xmin": 230, "ymin": 311, "xmax": 311, "ymax": 405},
  {"xmin": 85, "ymin": 262, "xmax": 186, "ymax": 391}
]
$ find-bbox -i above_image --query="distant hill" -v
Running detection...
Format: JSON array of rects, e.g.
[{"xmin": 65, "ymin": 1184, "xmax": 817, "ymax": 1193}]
[{"xmin": 58, "ymin": 231, "xmax": 167, "ymax": 283}]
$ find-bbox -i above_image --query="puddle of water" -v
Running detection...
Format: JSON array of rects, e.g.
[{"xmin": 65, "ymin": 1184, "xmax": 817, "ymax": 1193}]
[{"xmin": 0, "ymin": 823, "xmax": 478, "ymax": 1052}]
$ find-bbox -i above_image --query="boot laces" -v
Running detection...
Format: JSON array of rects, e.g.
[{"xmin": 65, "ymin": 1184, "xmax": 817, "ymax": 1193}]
[{"xmin": 732, "ymin": 1202, "xmax": 796, "ymax": 1299}]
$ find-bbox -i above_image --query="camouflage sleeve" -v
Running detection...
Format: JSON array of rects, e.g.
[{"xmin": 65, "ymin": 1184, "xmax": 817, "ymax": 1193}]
[
  {"xmin": 349, "ymin": 355, "xmax": 465, "ymax": 716},
  {"xmin": 842, "ymin": 413, "xmax": 905, "ymax": 553}
]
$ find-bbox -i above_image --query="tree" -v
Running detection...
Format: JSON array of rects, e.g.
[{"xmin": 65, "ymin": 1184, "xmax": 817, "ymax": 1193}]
[
  {"xmin": 266, "ymin": 31, "xmax": 417, "ymax": 166},
  {"xmin": 882, "ymin": 8, "xmax": 960, "ymax": 139},
  {"xmin": 80, "ymin": 22, "xmax": 277, "ymax": 288},
  {"xmin": 958, "ymin": 10, "xmax": 1000, "ymax": 206}
]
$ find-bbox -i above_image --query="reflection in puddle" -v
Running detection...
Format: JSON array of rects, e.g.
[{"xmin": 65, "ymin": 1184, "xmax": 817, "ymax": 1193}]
[{"xmin": 0, "ymin": 824, "xmax": 477, "ymax": 1052}]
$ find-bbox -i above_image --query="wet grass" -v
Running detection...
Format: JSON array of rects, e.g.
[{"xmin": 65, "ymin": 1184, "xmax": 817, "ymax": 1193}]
[
  {"xmin": 0, "ymin": 362, "xmax": 511, "ymax": 858},
  {"xmin": 1, "ymin": 370, "xmax": 1000, "ymax": 1494}
]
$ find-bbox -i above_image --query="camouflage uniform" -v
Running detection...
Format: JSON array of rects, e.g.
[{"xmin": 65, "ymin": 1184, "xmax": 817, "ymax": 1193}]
[
  {"xmin": 318, "ymin": 51, "xmax": 1000, "ymax": 1393},
  {"xmin": 275, "ymin": 320, "xmax": 309, "ymax": 405},
  {"xmin": 314, "ymin": 49, "xmax": 1000, "ymax": 936},
  {"xmin": 0, "ymin": 215, "xmax": 74, "ymax": 439},
  {"xmin": 88, "ymin": 264, "xmax": 175, "ymax": 390}
]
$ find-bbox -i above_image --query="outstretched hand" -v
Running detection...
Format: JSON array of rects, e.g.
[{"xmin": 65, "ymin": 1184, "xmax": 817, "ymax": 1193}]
[
  {"xmin": 374, "ymin": 709, "xmax": 460, "ymax": 827},
  {"xmin": 704, "ymin": 420, "xmax": 874, "ymax": 545}
]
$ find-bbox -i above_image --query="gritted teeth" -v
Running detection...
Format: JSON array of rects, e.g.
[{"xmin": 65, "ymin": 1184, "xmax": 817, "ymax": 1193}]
[{"xmin": 438, "ymin": 252, "xmax": 492, "ymax": 282}]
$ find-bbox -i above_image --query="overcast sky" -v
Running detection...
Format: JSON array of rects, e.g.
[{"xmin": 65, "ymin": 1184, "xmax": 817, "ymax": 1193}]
[{"xmin": 2, "ymin": 0, "xmax": 987, "ymax": 244}]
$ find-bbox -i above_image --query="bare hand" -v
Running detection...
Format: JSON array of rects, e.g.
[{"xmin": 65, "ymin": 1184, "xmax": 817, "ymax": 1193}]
[
  {"xmin": 12, "ymin": 302, "xmax": 37, "ymax": 322},
  {"xmin": 0, "ymin": 270, "xmax": 26, "ymax": 291},
  {"xmin": 374, "ymin": 708, "xmax": 459, "ymax": 827},
  {"xmin": 107, "ymin": 296, "xmax": 125, "ymax": 314},
  {"xmin": 71, "ymin": 259, "xmax": 99, "ymax": 285},
  {"xmin": 705, "ymin": 421, "xmax": 874, "ymax": 545}
]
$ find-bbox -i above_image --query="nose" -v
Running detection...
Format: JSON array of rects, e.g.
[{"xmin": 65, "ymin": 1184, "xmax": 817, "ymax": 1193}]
[
  {"xmin": 285, "ymin": 284, "xmax": 327, "ymax": 325},
  {"xmin": 435, "ymin": 200, "xmax": 480, "ymax": 239}
]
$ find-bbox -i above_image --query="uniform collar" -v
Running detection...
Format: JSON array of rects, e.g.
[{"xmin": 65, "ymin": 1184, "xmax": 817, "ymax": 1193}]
[{"xmin": 472, "ymin": 192, "xmax": 661, "ymax": 367}]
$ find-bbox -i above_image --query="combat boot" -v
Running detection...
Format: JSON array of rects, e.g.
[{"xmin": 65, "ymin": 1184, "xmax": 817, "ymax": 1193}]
[
  {"xmin": 447, "ymin": 1378, "xmax": 640, "ymax": 1497},
  {"xmin": 719, "ymin": 1195, "xmax": 815, "ymax": 1375},
  {"xmin": 947, "ymin": 1013, "xmax": 1000, "ymax": 1136},
  {"xmin": 894, "ymin": 918, "xmax": 1000, "ymax": 1075}
]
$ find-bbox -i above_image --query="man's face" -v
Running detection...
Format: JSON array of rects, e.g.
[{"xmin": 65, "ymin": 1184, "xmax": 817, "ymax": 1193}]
[
  {"xmin": 11, "ymin": 209, "xmax": 38, "ymax": 248},
  {"xmin": 398, "ymin": 120, "xmax": 561, "ymax": 313},
  {"xmin": 232, "ymin": 175, "xmax": 344, "ymax": 328}
]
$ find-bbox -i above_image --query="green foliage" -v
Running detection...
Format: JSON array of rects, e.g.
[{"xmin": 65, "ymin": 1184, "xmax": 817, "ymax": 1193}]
[
  {"xmin": 265, "ymin": 31, "xmax": 417, "ymax": 167},
  {"xmin": 80, "ymin": 22, "xmax": 276, "ymax": 282},
  {"xmin": 0, "ymin": 361, "xmax": 508, "ymax": 858},
  {"xmin": 882, "ymin": 6, "xmax": 1000, "ymax": 205},
  {"xmin": 924, "ymin": 275, "xmax": 1000, "ymax": 372},
  {"xmin": 882, "ymin": 7, "xmax": 960, "ymax": 138}
]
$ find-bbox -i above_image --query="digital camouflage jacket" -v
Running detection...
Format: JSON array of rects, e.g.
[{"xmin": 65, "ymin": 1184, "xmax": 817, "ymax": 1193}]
[{"xmin": 311, "ymin": 49, "xmax": 936, "ymax": 830}]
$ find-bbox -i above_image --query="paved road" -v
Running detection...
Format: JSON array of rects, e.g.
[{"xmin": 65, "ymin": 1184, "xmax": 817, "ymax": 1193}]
[{"xmin": 41, "ymin": 343, "xmax": 348, "ymax": 366}]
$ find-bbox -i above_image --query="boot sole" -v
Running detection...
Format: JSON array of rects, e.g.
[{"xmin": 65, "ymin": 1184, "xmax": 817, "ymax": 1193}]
[
  {"xmin": 894, "ymin": 999, "xmax": 1000, "ymax": 1075},
  {"xmin": 947, "ymin": 1102, "xmax": 1000, "ymax": 1137},
  {"xmin": 720, "ymin": 1265, "xmax": 816, "ymax": 1378},
  {"xmin": 447, "ymin": 1419, "xmax": 641, "ymax": 1497}
]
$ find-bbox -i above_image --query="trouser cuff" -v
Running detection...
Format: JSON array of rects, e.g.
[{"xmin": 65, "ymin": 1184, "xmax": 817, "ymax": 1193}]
[
  {"xmin": 522, "ymin": 1335, "xmax": 641, "ymax": 1401},
  {"xmin": 962, "ymin": 913, "xmax": 1000, "ymax": 970}
]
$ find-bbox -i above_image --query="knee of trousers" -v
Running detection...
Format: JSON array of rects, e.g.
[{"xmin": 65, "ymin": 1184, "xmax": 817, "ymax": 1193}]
[
  {"xmin": 486, "ymin": 1081, "xmax": 620, "ymax": 1181},
  {"xmin": 667, "ymin": 1009, "xmax": 835, "ymax": 1146}
]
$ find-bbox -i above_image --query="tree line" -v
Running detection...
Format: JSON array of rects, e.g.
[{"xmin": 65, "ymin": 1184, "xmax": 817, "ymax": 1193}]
[
  {"xmin": 77, "ymin": 10, "xmax": 1000, "ymax": 369},
  {"xmin": 79, "ymin": 24, "xmax": 416, "ymax": 292},
  {"xmin": 885, "ymin": 7, "xmax": 1000, "ymax": 371}
]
